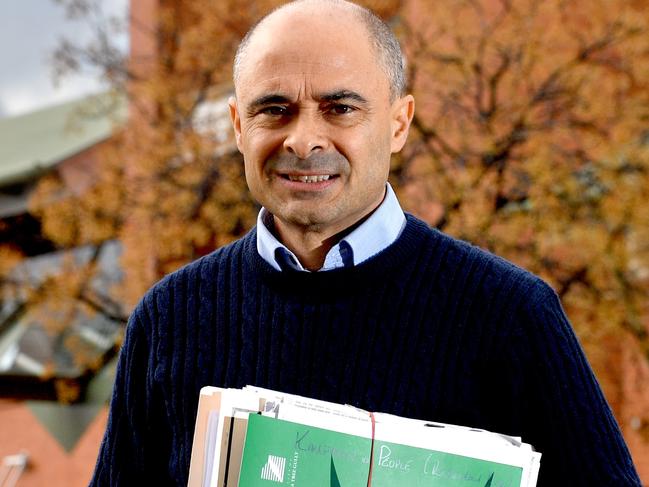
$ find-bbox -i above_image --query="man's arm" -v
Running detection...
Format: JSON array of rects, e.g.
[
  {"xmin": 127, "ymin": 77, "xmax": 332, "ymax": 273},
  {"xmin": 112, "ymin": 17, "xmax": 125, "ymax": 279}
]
[
  {"xmin": 89, "ymin": 301, "xmax": 173, "ymax": 486},
  {"xmin": 510, "ymin": 282, "xmax": 641, "ymax": 486}
]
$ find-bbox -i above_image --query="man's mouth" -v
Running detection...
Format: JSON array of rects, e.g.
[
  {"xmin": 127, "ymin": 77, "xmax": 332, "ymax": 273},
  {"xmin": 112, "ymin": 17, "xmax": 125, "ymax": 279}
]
[{"xmin": 281, "ymin": 174, "xmax": 337, "ymax": 183}]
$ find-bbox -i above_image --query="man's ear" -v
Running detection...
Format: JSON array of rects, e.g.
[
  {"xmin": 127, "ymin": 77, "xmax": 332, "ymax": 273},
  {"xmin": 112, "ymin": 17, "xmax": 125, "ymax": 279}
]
[
  {"xmin": 228, "ymin": 96, "xmax": 243, "ymax": 153},
  {"xmin": 390, "ymin": 94, "xmax": 415, "ymax": 153}
]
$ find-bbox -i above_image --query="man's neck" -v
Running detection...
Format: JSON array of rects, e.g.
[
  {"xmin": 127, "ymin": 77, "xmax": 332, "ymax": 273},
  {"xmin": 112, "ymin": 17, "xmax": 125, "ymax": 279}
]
[
  {"xmin": 272, "ymin": 205, "xmax": 381, "ymax": 271},
  {"xmin": 272, "ymin": 227, "xmax": 337, "ymax": 271}
]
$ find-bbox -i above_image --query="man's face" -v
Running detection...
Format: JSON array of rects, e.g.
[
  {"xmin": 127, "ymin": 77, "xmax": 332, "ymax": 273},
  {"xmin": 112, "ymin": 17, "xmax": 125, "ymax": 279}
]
[{"xmin": 230, "ymin": 6, "xmax": 413, "ymax": 238}]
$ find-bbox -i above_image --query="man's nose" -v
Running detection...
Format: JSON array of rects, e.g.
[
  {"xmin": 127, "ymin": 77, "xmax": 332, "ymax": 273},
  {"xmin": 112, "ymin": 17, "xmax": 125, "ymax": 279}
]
[{"xmin": 283, "ymin": 113, "xmax": 328, "ymax": 159}]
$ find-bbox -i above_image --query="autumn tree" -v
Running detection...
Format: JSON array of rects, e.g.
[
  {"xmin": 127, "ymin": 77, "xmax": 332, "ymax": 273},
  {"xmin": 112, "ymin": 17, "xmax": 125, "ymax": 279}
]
[{"xmin": 8, "ymin": 0, "xmax": 649, "ymax": 471}]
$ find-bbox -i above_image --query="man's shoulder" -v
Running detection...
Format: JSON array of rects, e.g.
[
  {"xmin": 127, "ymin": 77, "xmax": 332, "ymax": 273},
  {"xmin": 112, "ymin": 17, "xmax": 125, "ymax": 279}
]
[
  {"xmin": 140, "ymin": 229, "xmax": 256, "ymax": 304},
  {"xmin": 406, "ymin": 213, "xmax": 550, "ymax": 299}
]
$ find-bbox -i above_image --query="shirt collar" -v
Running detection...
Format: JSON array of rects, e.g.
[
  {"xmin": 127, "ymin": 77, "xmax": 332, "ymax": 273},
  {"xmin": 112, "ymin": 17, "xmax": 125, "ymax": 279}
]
[{"xmin": 256, "ymin": 183, "xmax": 406, "ymax": 272}]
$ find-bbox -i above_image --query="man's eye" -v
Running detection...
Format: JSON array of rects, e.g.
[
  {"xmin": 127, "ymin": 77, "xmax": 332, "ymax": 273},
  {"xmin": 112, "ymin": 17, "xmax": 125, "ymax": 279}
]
[
  {"xmin": 260, "ymin": 106, "xmax": 288, "ymax": 116},
  {"xmin": 329, "ymin": 104, "xmax": 355, "ymax": 115}
]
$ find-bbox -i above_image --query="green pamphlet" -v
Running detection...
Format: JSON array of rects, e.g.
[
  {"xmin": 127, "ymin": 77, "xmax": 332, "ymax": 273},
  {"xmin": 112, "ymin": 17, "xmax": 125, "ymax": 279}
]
[{"xmin": 239, "ymin": 414, "xmax": 523, "ymax": 487}]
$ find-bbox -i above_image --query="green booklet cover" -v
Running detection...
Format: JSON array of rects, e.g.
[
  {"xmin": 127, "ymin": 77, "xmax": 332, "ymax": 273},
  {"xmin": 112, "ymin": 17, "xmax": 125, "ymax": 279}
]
[{"xmin": 238, "ymin": 414, "xmax": 523, "ymax": 487}]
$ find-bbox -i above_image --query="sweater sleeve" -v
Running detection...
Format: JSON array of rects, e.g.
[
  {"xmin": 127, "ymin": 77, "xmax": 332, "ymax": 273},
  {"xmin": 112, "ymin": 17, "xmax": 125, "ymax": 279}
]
[
  {"xmin": 88, "ymin": 300, "xmax": 174, "ymax": 487},
  {"xmin": 509, "ymin": 282, "xmax": 641, "ymax": 486}
]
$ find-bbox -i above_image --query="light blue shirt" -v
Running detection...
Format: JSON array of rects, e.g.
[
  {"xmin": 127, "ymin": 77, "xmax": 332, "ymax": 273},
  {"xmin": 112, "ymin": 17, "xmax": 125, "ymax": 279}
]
[{"xmin": 256, "ymin": 183, "xmax": 406, "ymax": 272}]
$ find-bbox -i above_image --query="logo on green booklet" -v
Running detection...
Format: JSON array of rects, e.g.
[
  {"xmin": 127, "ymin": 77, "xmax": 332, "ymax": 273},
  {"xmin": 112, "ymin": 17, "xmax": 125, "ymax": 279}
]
[{"xmin": 261, "ymin": 454, "xmax": 286, "ymax": 483}]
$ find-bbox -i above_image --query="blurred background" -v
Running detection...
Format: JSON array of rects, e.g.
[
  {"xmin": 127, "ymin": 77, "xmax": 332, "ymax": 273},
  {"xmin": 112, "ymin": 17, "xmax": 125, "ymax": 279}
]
[{"xmin": 0, "ymin": 0, "xmax": 647, "ymax": 485}]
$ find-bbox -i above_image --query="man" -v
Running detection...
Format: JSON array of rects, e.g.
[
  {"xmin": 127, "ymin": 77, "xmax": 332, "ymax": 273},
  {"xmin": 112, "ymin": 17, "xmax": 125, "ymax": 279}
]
[{"xmin": 90, "ymin": 0, "xmax": 641, "ymax": 485}]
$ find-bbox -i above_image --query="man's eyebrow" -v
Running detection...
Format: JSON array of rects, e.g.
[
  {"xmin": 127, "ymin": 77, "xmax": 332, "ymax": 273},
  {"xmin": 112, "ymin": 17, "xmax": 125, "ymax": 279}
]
[
  {"xmin": 245, "ymin": 90, "xmax": 369, "ymax": 115},
  {"xmin": 246, "ymin": 94, "xmax": 293, "ymax": 114},
  {"xmin": 318, "ymin": 90, "xmax": 368, "ymax": 104}
]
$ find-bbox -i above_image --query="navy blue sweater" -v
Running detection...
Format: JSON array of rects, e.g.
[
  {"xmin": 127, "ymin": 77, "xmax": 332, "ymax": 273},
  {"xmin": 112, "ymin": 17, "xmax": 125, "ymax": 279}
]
[{"xmin": 90, "ymin": 215, "xmax": 640, "ymax": 486}]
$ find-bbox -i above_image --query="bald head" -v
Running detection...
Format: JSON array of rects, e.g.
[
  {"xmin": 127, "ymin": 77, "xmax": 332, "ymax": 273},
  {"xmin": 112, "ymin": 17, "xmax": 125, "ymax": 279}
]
[{"xmin": 233, "ymin": 0, "xmax": 406, "ymax": 100}]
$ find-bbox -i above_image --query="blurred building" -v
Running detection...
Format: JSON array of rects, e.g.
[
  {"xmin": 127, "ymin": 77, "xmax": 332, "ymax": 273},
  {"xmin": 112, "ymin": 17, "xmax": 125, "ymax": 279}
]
[{"xmin": 0, "ymin": 95, "xmax": 126, "ymax": 486}]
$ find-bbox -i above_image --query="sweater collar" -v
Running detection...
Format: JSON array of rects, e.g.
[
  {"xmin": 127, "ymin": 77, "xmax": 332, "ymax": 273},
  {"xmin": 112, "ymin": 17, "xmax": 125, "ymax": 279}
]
[{"xmin": 244, "ymin": 214, "xmax": 437, "ymax": 296}]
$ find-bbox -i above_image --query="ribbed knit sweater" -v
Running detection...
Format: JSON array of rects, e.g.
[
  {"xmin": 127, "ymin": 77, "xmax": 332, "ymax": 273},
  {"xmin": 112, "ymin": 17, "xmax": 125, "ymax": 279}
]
[{"xmin": 90, "ymin": 215, "xmax": 640, "ymax": 486}]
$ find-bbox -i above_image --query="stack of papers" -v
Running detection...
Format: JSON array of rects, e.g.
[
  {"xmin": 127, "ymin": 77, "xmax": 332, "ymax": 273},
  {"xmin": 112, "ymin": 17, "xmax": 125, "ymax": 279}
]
[{"xmin": 187, "ymin": 386, "xmax": 541, "ymax": 487}]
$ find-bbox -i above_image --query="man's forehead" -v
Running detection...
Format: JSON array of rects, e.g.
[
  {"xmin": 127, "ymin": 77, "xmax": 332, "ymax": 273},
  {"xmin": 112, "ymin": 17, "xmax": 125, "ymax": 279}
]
[
  {"xmin": 236, "ymin": 61, "xmax": 380, "ymax": 104},
  {"xmin": 233, "ymin": 1, "xmax": 394, "ymax": 102},
  {"xmin": 237, "ymin": 21, "xmax": 376, "ymax": 86},
  {"xmin": 263, "ymin": 18, "xmax": 365, "ymax": 47},
  {"xmin": 246, "ymin": 59, "xmax": 372, "ymax": 83}
]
